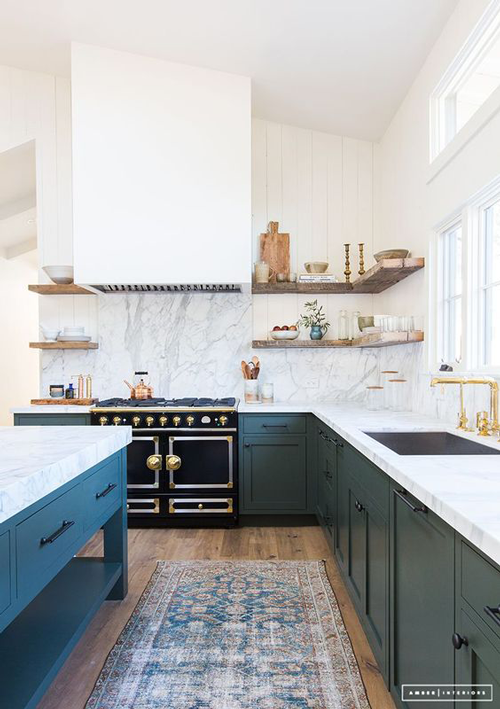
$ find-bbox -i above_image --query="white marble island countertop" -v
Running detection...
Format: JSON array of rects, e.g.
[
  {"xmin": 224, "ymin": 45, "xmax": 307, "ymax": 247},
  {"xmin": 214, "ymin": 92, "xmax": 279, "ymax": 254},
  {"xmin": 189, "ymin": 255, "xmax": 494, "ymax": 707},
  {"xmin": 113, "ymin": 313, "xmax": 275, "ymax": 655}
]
[
  {"xmin": 0, "ymin": 426, "xmax": 132, "ymax": 524},
  {"xmin": 240, "ymin": 402, "xmax": 500, "ymax": 566}
]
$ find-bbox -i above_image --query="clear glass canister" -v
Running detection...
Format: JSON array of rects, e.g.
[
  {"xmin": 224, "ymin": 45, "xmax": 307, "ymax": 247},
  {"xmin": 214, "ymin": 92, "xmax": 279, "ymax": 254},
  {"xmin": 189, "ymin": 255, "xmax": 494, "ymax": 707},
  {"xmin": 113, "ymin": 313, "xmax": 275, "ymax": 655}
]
[
  {"xmin": 388, "ymin": 379, "xmax": 409, "ymax": 411},
  {"xmin": 366, "ymin": 386, "xmax": 384, "ymax": 411},
  {"xmin": 244, "ymin": 379, "xmax": 260, "ymax": 404},
  {"xmin": 338, "ymin": 310, "xmax": 349, "ymax": 340},
  {"xmin": 261, "ymin": 382, "xmax": 274, "ymax": 404},
  {"xmin": 380, "ymin": 370, "xmax": 398, "ymax": 409},
  {"xmin": 350, "ymin": 310, "xmax": 361, "ymax": 340}
]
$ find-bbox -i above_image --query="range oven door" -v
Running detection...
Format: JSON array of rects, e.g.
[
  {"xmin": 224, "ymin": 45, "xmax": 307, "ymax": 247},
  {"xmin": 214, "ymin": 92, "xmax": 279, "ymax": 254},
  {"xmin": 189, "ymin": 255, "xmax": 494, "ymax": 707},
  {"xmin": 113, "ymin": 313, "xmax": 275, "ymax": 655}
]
[
  {"xmin": 167, "ymin": 434, "xmax": 234, "ymax": 490},
  {"xmin": 127, "ymin": 434, "xmax": 162, "ymax": 491}
]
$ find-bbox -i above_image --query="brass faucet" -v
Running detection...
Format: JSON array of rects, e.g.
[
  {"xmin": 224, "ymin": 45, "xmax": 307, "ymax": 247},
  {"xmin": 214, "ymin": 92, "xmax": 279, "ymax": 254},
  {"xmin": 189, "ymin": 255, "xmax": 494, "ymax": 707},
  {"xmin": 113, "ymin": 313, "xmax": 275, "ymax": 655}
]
[{"xmin": 430, "ymin": 376, "xmax": 499, "ymax": 437}]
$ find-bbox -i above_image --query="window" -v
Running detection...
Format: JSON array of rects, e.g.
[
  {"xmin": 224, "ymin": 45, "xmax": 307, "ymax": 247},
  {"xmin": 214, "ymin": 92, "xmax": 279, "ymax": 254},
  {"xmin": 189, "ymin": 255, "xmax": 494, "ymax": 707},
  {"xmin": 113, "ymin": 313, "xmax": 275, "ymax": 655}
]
[
  {"xmin": 438, "ymin": 223, "xmax": 463, "ymax": 364},
  {"xmin": 431, "ymin": 0, "xmax": 500, "ymax": 159},
  {"xmin": 480, "ymin": 197, "xmax": 500, "ymax": 365}
]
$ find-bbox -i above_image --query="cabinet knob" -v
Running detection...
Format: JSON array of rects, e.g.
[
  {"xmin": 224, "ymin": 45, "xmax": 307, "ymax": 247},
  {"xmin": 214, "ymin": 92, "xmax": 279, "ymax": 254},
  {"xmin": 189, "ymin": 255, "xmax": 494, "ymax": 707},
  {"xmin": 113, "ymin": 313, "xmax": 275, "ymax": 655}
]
[
  {"xmin": 452, "ymin": 633, "xmax": 468, "ymax": 650},
  {"xmin": 244, "ymin": 443, "xmax": 250, "ymax": 447}
]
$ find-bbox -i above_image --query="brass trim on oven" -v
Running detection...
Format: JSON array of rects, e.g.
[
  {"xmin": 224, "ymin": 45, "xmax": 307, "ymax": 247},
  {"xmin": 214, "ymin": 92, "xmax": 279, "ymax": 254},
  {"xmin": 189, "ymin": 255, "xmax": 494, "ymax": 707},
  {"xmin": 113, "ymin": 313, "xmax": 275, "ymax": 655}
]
[
  {"xmin": 127, "ymin": 498, "xmax": 160, "ymax": 514},
  {"xmin": 168, "ymin": 498, "xmax": 233, "ymax": 514},
  {"xmin": 168, "ymin": 435, "xmax": 234, "ymax": 489}
]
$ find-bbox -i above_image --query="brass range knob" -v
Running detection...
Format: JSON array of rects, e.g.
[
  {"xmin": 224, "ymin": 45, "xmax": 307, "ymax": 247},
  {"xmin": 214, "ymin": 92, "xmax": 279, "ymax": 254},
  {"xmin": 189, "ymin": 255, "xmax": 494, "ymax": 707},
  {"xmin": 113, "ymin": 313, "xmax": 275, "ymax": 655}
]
[
  {"xmin": 113, "ymin": 416, "xmax": 122, "ymax": 426},
  {"xmin": 132, "ymin": 416, "xmax": 141, "ymax": 427},
  {"xmin": 198, "ymin": 503, "xmax": 204, "ymax": 510},
  {"xmin": 99, "ymin": 416, "xmax": 108, "ymax": 426},
  {"xmin": 186, "ymin": 415, "xmax": 195, "ymax": 427},
  {"xmin": 146, "ymin": 416, "xmax": 155, "ymax": 427},
  {"xmin": 219, "ymin": 415, "xmax": 228, "ymax": 426},
  {"xmin": 166, "ymin": 454, "xmax": 181, "ymax": 471},
  {"xmin": 146, "ymin": 454, "xmax": 162, "ymax": 471},
  {"xmin": 173, "ymin": 415, "xmax": 181, "ymax": 427},
  {"xmin": 159, "ymin": 415, "xmax": 168, "ymax": 427}
]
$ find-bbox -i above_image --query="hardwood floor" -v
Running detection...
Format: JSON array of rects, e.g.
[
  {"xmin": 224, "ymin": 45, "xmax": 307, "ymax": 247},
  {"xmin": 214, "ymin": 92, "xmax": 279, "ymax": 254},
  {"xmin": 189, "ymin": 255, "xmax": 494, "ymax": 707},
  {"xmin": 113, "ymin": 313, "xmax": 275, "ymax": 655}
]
[{"xmin": 37, "ymin": 525, "xmax": 395, "ymax": 709}]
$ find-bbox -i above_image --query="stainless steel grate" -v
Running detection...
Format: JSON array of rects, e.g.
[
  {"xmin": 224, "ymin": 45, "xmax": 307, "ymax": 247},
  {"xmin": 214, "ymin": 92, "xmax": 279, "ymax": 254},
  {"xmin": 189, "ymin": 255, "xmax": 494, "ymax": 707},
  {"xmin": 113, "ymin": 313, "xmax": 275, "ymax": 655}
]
[{"xmin": 89, "ymin": 284, "xmax": 242, "ymax": 293}]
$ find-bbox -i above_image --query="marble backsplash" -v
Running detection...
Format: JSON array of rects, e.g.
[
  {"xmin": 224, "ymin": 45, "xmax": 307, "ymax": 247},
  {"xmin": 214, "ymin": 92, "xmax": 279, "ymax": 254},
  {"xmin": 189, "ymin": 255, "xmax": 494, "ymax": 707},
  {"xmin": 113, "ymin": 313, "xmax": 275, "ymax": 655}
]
[{"xmin": 40, "ymin": 292, "xmax": 492, "ymax": 426}]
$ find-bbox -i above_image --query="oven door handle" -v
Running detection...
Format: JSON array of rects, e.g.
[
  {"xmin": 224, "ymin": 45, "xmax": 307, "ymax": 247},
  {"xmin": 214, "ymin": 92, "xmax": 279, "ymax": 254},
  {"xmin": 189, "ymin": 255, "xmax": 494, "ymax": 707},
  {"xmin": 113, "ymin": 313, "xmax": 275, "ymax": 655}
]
[{"xmin": 166, "ymin": 455, "xmax": 182, "ymax": 471}]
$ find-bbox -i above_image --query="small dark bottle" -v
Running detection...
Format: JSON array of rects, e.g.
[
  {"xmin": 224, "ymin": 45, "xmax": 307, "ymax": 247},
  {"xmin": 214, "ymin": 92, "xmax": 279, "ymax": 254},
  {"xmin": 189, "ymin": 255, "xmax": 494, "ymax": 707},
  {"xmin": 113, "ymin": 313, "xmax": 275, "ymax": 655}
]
[{"xmin": 65, "ymin": 383, "xmax": 75, "ymax": 399}]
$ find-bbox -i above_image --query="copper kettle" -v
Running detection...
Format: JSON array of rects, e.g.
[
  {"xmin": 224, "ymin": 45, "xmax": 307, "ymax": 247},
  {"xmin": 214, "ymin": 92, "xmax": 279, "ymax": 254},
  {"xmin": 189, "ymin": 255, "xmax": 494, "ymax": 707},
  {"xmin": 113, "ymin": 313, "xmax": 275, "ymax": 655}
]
[{"xmin": 124, "ymin": 376, "xmax": 154, "ymax": 400}]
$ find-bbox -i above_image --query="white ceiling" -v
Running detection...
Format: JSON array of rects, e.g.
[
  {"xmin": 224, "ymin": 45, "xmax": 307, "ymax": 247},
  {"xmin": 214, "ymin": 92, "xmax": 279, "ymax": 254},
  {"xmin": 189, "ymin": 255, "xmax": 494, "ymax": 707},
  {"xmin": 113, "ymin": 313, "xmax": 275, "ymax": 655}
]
[{"xmin": 0, "ymin": 0, "xmax": 457, "ymax": 140}]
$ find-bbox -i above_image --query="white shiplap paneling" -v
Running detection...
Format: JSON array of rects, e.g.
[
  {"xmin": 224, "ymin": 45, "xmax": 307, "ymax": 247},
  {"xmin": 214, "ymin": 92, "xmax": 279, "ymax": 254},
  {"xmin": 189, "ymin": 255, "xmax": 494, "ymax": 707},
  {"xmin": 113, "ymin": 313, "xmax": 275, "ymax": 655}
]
[{"xmin": 252, "ymin": 118, "xmax": 375, "ymax": 337}]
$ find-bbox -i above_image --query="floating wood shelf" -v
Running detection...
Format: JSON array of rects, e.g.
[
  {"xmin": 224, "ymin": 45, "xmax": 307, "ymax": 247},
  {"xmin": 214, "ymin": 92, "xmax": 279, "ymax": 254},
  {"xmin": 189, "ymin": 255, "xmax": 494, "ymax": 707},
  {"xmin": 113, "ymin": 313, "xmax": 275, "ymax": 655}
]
[
  {"xmin": 252, "ymin": 258, "xmax": 424, "ymax": 295},
  {"xmin": 29, "ymin": 342, "xmax": 99, "ymax": 350},
  {"xmin": 28, "ymin": 284, "xmax": 95, "ymax": 295},
  {"xmin": 252, "ymin": 331, "xmax": 424, "ymax": 349}
]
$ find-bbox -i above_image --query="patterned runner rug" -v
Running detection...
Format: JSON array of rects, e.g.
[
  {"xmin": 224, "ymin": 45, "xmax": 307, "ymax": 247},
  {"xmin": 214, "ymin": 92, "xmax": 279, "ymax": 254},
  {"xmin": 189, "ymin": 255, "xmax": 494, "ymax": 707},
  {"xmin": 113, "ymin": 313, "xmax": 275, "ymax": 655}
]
[{"xmin": 86, "ymin": 560, "xmax": 370, "ymax": 709}]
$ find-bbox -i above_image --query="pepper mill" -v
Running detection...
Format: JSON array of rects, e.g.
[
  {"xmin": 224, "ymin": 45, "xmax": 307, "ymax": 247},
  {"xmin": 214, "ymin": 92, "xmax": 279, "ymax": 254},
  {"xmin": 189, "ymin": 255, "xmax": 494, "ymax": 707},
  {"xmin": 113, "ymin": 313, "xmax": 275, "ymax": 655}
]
[
  {"xmin": 344, "ymin": 244, "xmax": 351, "ymax": 283},
  {"xmin": 358, "ymin": 243, "xmax": 365, "ymax": 276}
]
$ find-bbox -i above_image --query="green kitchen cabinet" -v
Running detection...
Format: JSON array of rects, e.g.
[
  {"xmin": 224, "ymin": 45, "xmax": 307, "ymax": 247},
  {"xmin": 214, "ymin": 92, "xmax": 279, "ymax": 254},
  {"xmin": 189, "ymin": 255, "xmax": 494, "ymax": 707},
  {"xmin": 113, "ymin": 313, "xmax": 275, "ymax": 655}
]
[
  {"xmin": 390, "ymin": 486, "xmax": 455, "ymax": 709},
  {"xmin": 14, "ymin": 414, "xmax": 91, "ymax": 426},
  {"xmin": 454, "ymin": 609, "xmax": 500, "ymax": 707},
  {"xmin": 316, "ymin": 426, "xmax": 337, "ymax": 549},
  {"xmin": 241, "ymin": 434, "xmax": 308, "ymax": 513}
]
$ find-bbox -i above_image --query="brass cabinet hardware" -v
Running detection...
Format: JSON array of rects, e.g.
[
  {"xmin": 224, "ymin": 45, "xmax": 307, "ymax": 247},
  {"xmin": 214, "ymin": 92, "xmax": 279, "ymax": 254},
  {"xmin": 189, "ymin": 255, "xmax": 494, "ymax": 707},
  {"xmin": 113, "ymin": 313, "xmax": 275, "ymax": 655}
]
[
  {"xmin": 198, "ymin": 503, "xmax": 204, "ymax": 510},
  {"xmin": 169, "ymin": 482, "xmax": 176, "ymax": 489},
  {"xmin": 146, "ymin": 454, "xmax": 162, "ymax": 471},
  {"xmin": 166, "ymin": 454, "xmax": 181, "ymax": 471},
  {"xmin": 227, "ymin": 481, "xmax": 233, "ymax": 489}
]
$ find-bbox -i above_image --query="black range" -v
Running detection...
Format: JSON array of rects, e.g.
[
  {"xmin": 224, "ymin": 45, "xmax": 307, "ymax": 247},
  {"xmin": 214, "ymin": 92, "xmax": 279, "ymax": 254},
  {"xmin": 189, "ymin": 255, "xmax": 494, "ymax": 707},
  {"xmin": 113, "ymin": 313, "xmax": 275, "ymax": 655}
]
[{"xmin": 91, "ymin": 397, "xmax": 239, "ymax": 528}]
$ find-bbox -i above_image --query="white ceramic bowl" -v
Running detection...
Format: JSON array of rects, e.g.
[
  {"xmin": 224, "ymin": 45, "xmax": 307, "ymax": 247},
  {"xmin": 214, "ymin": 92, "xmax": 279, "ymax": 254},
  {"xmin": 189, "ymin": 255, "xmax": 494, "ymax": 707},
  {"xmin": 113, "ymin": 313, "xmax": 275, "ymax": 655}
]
[
  {"xmin": 42, "ymin": 329, "xmax": 60, "ymax": 341},
  {"xmin": 270, "ymin": 329, "xmax": 300, "ymax": 340},
  {"xmin": 373, "ymin": 249, "xmax": 409, "ymax": 262},
  {"xmin": 43, "ymin": 265, "xmax": 74, "ymax": 284},
  {"xmin": 304, "ymin": 261, "xmax": 329, "ymax": 274}
]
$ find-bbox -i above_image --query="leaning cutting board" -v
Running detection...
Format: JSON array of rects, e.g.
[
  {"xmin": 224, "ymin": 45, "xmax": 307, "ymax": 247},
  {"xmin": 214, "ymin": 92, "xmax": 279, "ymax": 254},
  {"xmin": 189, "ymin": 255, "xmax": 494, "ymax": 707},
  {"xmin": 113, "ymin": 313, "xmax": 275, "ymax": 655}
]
[
  {"xmin": 259, "ymin": 221, "xmax": 290, "ymax": 282},
  {"xmin": 30, "ymin": 398, "xmax": 98, "ymax": 405}
]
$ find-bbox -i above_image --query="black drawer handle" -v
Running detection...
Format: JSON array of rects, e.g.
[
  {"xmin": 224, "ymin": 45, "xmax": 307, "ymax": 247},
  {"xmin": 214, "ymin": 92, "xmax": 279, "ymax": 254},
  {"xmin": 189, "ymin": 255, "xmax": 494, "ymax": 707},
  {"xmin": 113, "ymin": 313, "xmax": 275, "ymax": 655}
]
[
  {"xmin": 452, "ymin": 632, "xmax": 468, "ymax": 650},
  {"xmin": 329, "ymin": 437, "xmax": 343, "ymax": 447},
  {"xmin": 323, "ymin": 469, "xmax": 332, "ymax": 480},
  {"xmin": 40, "ymin": 519, "xmax": 75, "ymax": 546},
  {"xmin": 394, "ymin": 489, "xmax": 427, "ymax": 513},
  {"xmin": 262, "ymin": 424, "xmax": 289, "ymax": 429},
  {"xmin": 96, "ymin": 482, "xmax": 117, "ymax": 499},
  {"xmin": 484, "ymin": 605, "xmax": 500, "ymax": 627},
  {"xmin": 355, "ymin": 500, "xmax": 364, "ymax": 512}
]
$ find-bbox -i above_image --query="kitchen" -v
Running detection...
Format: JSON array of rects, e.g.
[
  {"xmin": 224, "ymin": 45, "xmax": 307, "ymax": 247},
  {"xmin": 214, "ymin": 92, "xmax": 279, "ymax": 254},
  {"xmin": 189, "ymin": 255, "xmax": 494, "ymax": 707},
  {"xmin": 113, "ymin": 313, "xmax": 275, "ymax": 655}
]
[{"xmin": 2, "ymin": 1, "xmax": 500, "ymax": 707}]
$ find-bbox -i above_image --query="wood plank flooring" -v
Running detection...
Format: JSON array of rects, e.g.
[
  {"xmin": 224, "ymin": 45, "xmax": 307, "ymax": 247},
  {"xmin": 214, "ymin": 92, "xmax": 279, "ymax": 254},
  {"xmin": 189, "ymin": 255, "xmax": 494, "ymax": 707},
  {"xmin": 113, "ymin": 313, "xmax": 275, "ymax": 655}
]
[{"xmin": 37, "ymin": 525, "xmax": 395, "ymax": 709}]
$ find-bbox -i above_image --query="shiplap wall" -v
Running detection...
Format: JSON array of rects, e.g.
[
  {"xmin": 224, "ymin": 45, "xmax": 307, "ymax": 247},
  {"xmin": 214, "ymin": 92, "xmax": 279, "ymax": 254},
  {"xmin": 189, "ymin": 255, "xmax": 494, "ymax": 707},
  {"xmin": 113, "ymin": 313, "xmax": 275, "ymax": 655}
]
[{"xmin": 252, "ymin": 118, "xmax": 376, "ymax": 340}]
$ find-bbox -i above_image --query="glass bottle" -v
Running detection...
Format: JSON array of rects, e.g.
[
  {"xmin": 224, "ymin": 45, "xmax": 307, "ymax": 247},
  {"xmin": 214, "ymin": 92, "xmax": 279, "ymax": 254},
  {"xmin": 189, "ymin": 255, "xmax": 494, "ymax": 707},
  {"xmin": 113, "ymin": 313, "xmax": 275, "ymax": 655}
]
[
  {"xmin": 350, "ymin": 310, "xmax": 361, "ymax": 340},
  {"xmin": 338, "ymin": 310, "xmax": 349, "ymax": 341}
]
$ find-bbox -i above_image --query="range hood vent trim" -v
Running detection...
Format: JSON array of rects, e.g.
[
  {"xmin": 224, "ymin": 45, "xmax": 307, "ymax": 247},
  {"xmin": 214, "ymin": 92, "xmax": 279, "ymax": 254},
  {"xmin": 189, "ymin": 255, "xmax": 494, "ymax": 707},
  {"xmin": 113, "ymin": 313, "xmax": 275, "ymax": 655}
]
[{"xmin": 88, "ymin": 283, "xmax": 243, "ymax": 294}]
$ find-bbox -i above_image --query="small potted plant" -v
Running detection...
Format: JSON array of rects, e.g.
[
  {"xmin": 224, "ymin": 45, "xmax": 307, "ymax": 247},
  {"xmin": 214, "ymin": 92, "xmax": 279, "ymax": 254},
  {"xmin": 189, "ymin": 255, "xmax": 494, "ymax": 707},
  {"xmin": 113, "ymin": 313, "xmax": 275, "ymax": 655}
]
[{"xmin": 297, "ymin": 300, "xmax": 330, "ymax": 340}]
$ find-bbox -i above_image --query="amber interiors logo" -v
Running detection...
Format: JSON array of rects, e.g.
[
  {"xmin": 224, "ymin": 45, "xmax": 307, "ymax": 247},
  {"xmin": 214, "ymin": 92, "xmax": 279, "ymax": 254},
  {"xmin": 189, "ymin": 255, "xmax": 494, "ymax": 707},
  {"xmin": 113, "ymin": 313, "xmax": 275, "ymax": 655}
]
[{"xmin": 402, "ymin": 685, "xmax": 493, "ymax": 702}]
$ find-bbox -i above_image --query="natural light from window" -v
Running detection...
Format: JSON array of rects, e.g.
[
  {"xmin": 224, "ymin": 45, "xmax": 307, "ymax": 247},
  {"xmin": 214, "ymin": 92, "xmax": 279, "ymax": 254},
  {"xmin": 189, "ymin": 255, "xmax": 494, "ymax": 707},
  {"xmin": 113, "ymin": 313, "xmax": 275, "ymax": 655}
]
[
  {"xmin": 439, "ymin": 224, "xmax": 462, "ymax": 365},
  {"xmin": 481, "ymin": 198, "xmax": 500, "ymax": 366}
]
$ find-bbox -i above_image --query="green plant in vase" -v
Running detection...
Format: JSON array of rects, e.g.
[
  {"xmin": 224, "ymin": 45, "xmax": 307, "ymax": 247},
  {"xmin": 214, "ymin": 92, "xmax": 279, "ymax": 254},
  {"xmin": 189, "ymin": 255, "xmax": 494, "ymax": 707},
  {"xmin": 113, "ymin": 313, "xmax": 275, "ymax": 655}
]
[{"xmin": 297, "ymin": 300, "xmax": 330, "ymax": 340}]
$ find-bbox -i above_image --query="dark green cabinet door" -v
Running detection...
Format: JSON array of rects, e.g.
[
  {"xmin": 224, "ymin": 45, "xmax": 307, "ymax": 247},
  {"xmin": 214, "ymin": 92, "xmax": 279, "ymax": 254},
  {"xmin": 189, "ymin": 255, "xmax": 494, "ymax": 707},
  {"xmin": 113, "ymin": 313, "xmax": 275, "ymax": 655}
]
[
  {"xmin": 241, "ymin": 435, "xmax": 307, "ymax": 512},
  {"xmin": 364, "ymin": 499, "xmax": 388, "ymax": 678},
  {"xmin": 347, "ymin": 484, "xmax": 365, "ymax": 610},
  {"xmin": 14, "ymin": 414, "xmax": 90, "ymax": 426},
  {"xmin": 335, "ymin": 443, "xmax": 349, "ymax": 573},
  {"xmin": 316, "ymin": 429, "xmax": 336, "ymax": 548},
  {"xmin": 455, "ymin": 609, "xmax": 500, "ymax": 707},
  {"xmin": 391, "ymin": 487, "xmax": 454, "ymax": 709}
]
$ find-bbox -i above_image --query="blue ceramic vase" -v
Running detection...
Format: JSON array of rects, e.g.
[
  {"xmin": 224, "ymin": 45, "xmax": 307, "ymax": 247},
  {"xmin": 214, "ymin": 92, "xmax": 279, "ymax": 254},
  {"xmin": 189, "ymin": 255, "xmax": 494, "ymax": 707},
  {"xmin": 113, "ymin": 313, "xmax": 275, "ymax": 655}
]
[{"xmin": 310, "ymin": 325, "xmax": 324, "ymax": 340}]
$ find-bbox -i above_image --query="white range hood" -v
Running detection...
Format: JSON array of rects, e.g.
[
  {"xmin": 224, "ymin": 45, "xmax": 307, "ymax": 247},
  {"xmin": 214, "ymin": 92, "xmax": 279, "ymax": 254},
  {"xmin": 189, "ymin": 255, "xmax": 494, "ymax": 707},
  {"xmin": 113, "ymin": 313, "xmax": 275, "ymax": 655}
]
[{"xmin": 71, "ymin": 44, "xmax": 251, "ymax": 291}]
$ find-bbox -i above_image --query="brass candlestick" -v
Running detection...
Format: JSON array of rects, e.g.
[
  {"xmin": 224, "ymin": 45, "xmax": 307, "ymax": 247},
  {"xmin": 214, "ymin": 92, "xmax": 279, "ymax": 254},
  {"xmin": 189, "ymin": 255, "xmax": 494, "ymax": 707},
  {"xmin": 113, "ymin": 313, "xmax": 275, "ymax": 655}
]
[
  {"xmin": 344, "ymin": 244, "xmax": 351, "ymax": 283},
  {"xmin": 358, "ymin": 243, "xmax": 365, "ymax": 275}
]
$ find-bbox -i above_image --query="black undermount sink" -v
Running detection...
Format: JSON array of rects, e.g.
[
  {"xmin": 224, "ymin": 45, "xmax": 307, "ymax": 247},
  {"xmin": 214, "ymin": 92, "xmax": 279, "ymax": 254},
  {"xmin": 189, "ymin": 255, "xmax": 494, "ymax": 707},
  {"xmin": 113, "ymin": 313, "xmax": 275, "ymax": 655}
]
[{"xmin": 364, "ymin": 431, "xmax": 500, "ymax": 455}]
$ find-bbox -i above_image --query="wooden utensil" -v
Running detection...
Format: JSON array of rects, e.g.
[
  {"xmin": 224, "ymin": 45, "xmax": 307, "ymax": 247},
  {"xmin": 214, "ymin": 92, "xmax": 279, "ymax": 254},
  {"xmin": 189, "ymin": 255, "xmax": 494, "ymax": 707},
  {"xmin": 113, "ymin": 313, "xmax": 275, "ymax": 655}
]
[
  {"xmin": 251, "ymin": 356, "xmax": 260, "ymax": 368},
  {"xmin": 245, "ymin": 363, "xmax": 253, "ymax": 380},
  {"xmin": 241, "ymin": 361, "xmax": 248, "ymax": 379},
  {"xmin": 253, "ymin": 366, "xmax": 260, "ymax": 379},
  {"xmin": 260, "ymin": 221, "xmax": 290, "ymax": 283}
]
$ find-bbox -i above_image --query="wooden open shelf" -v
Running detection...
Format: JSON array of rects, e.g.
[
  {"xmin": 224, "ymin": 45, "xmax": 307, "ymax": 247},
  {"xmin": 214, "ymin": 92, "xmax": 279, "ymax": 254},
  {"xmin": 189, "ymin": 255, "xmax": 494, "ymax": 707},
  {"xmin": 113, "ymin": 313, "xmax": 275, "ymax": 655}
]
[
  {"xmin": 252, "ymin": 331, "xmax": 424, "ymax": 349},
  {"xmin": 252, "ymin": 258, "xmax": 424, "ymax": 295},
  {"xmin": 29, "ymin": 284, "xmax": 95, "ymax": 295},
  {"xmin": 30, "ymin": 342, "xmax": 99, "ymax": 350}
]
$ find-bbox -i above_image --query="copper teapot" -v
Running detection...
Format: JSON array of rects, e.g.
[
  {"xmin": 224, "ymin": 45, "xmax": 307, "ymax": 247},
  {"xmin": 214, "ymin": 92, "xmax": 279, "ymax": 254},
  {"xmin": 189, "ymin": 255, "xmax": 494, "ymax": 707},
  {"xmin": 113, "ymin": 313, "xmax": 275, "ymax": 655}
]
[{"xmin": 124, "ymin": 373, "xmax": 154, "ymax": 400}]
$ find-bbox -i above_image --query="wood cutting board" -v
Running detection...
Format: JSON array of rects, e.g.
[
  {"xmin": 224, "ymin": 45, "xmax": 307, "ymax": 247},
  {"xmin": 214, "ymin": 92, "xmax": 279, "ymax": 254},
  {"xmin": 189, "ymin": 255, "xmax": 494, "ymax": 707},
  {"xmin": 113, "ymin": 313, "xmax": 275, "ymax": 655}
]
[
  {"xmin": 259, "ymin": 221, "xmax": 290, "ymax": 283},
  {"xmin": 31, "ymin": 398, "xmax": 98, "ymax": 405}
]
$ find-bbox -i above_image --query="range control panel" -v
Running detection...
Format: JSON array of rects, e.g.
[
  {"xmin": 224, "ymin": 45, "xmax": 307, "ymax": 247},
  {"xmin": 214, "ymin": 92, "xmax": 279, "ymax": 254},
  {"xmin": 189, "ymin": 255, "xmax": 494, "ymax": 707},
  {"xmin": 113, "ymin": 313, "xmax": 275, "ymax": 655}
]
[{"xmin": 91, "ymin": 410, "xmax": 238, "ymax": 429}]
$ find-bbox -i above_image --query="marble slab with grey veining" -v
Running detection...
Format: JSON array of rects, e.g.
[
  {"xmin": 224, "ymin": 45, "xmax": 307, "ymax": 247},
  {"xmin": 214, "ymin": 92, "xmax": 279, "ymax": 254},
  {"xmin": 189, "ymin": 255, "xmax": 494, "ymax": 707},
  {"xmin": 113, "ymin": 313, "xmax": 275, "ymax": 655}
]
[
  {"xmin": 10, "ymin": 405, "xmax": 93, "ymax": 413},
  {"xmin": 0, "ymin": 426, "xmax": 132, "ymax": 524},
  {"xmin": 240, "ymin": 402, "xmax": 500, "ymax": 566}
]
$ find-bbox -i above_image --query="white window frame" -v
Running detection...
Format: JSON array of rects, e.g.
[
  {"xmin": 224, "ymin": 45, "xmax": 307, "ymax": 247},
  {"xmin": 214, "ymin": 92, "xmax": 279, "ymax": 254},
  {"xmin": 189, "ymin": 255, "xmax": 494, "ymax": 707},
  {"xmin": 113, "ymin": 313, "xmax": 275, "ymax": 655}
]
[
  {"xmin": 430, "ymin": 0, "xmax": 500, "ymax": 166},
  {"xmin": 431, "ymin": 175, "xmax": 500, "ymax": 374}
]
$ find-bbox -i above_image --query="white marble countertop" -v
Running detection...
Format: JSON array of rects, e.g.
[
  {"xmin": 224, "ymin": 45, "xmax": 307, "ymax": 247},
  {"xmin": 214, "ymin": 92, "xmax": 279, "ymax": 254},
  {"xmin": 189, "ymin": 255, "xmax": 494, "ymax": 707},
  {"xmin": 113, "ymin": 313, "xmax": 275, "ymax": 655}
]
[
  {"xmin": 11, "ymin": 405, "xmax": 93, "ymax": 413},
  {"xmin": 0, "ymin": 426, "xmax": 132, "ymax": 524},
  {"xmin": 240, "ymin": 402, "xmax": 500, "ymax": 566}
]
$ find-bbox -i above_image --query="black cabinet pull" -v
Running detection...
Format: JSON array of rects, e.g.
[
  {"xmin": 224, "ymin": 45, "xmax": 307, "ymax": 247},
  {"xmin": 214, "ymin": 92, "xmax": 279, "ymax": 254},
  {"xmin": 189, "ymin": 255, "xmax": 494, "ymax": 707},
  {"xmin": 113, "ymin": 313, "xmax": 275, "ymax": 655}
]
[
  {"xmin": 484, "ymin": 605, "xmax": 500, "ymax": 627},
  {"xmin": 355, "ymin": 500, "xmax": 364, "ymax": 512},
  {"xmin": 262, "ymin": 424, "xmax": 289, "ymax": 429},
  {"xmin": 40, "ymin": 519, "xmax": 75, "ymax": 546},
  {"xmin": 452, "ymin": 633, "xmax": 468, "ymax": 650},
  {"xmin": 96, "ymin": 482, "xmax": 117, "ymax": 499},
  {"xmin": 244, "ymin": 443, "xmax": 250, "ymax": 447},
  {"xmin": 394, "ymin": 489, "xmax": 427, "ymax": 513},
  {"xmin": 323, "ymin": 469, "xmax": 332, "ymax": 480}
]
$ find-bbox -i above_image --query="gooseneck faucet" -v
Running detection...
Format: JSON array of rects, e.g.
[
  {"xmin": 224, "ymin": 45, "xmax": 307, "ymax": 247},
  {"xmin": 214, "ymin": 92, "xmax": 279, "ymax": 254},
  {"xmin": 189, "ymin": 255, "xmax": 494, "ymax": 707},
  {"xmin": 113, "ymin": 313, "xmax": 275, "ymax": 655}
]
[{"xmin": 430, "ymin": 376, "xmax": 499, "ymax": 437}]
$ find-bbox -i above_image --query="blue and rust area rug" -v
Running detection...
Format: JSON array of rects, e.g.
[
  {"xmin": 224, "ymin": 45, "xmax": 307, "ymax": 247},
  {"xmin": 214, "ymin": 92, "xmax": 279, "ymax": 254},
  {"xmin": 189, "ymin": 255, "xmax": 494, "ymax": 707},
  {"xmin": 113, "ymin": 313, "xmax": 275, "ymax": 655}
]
[{"xmin": 86, "ymin": 560, "xmax": 370, "ymax": 709}]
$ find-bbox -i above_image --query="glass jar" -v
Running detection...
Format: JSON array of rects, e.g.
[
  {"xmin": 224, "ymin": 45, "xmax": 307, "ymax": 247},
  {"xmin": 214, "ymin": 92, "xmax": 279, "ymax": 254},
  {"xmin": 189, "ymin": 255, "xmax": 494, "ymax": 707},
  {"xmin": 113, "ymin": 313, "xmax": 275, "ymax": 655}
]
[
  {"xmin": 380, "ymin": 370, "xmax": 398, "ymax": 409},
  {"xmin": 261, "ymin": 383, "xmax": 274, "ymax": 404},
  {"xmin": 244, "ymin": 379, "xmax": 260, "ymax": 404},
  {"xmin": 338, "ymin": 310, "xmax": 349, "ymax": 340},
  {"xmin": 388, "ymin": 379, "xmax": 409, "ymax": 411},
  {"xmin": 350, "ymin": 310, "xmax": 361, "ymax": 340},
  {"xmin": 366, "ymin": 386, "xmax": 384, "ymax": 411}
]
